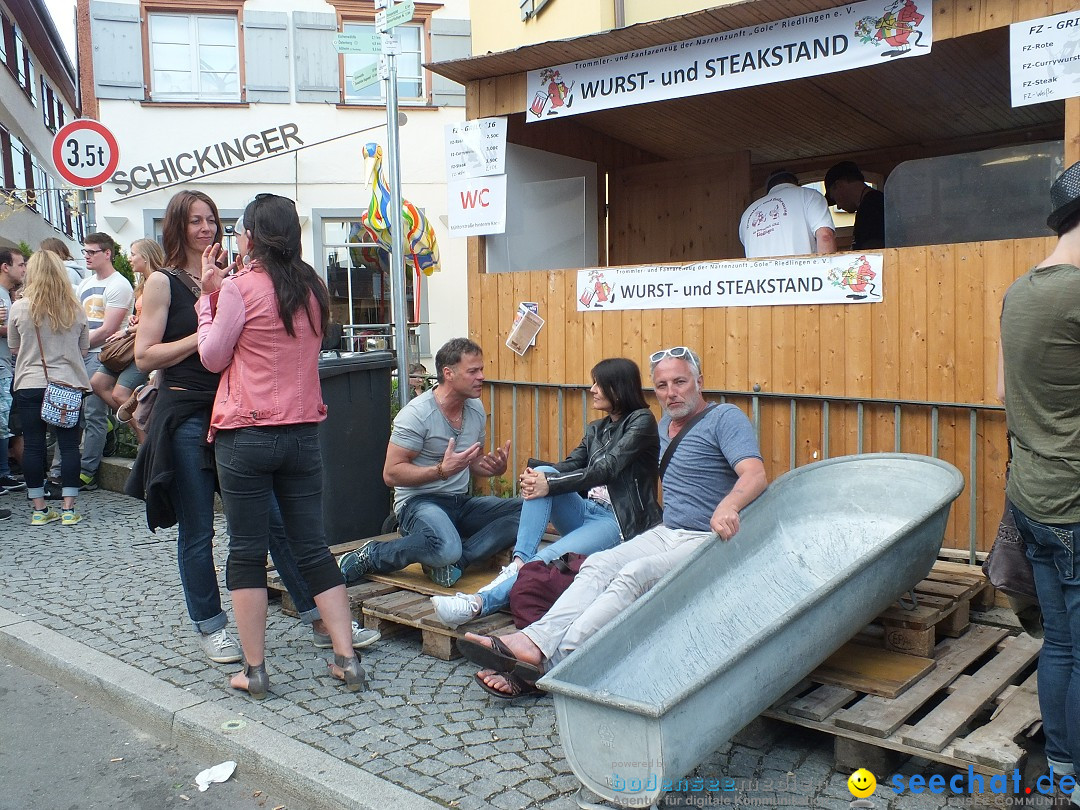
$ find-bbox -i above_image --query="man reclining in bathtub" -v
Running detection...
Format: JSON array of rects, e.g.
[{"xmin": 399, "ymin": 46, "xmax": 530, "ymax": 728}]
[{"xmin": 460, "ymin": 346, "xmax": 768, "ymax": 698}]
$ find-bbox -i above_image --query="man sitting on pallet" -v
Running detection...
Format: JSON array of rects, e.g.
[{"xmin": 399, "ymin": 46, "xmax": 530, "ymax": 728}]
[
  {"xmin": 460, "ymin": 346, "xmax": 768, "ymax": 698},
  {"xmin": 339, "ymin": 337, "xmax": 521, "ymax": 588}
]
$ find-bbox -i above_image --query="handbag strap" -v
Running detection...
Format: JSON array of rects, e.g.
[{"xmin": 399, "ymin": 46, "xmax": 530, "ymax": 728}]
[
  {"xmin": 163, "ymin": 267, "xmax": 201, "ymax": 298},
  {"xmin": 659, "ymin": 403, "xmax": 716, "ymax": 481},
  {"xmin": 33, "ymin": 325, "xmax": 52, "ymax": 385}
]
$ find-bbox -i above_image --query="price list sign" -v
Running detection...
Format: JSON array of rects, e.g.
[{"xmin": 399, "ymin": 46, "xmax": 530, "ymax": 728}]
[
  {"xmin": 51, "ymin": 120, "xmax": 120, "ymax": 188},
  {"xmin": 1010, "ymin": 11, "xmax": 1080, "ymax": 107}
]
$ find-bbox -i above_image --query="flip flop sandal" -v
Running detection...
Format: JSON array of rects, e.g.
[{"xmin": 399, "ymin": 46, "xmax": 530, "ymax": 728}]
[
  {"xmin": 458, "ymin": 635, "xmax": 544, "ymax": 682},
  {"xmin": 473, "ymin": 671, "xmax": 542, "ymax": 700}
]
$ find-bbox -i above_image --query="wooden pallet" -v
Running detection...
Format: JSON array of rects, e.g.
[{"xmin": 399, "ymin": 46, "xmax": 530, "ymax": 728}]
[
  {"xmin": 874, "ymin": 562, "xmax": 993, "ymax": 657},
  {"xmin": 765, "ymin": 626, "xmax": 1043, "ymax": 775},
  {"xmin": 361, "ymin": 591, "xmax": 517, "ymax": 660}
]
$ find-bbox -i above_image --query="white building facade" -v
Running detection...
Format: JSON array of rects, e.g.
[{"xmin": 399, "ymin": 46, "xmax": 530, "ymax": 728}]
[
  {"xmin": 79, "ymin": 0, "xmax": 471, "ymax": 358},
  {"xmin": 0, "ymin": 0, "xmax": 86, "ymax": 253}
]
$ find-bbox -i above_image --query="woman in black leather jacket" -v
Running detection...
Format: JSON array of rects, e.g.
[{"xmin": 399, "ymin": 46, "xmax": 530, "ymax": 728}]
[{"xmin": 431, "ymin": 357, "xmax": 661, "ymax": 628}]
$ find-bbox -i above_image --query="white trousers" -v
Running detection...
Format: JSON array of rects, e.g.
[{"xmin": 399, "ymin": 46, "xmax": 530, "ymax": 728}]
[{"xmin": 522, "ymin": 524, "xmax": 711, "ymax": 667}]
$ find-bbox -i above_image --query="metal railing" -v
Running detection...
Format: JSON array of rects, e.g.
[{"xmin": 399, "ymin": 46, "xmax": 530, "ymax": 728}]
[{"xmin": 483, "ymin": 379, "xmax": 1005, "ymax": 563}]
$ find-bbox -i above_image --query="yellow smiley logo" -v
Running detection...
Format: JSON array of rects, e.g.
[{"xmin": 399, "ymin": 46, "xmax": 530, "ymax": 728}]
[{"xmin": 848, "ymin": 768, "xmax": 877, "ymax": 798}]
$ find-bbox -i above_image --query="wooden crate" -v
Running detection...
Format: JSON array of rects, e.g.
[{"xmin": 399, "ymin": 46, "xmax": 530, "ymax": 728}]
[
  {"xmin": 764, "ymin": 626, "xmax": 1043, "ymax": 775},
  {"xmin": 362, "ymin": 591, "xmax": 517, "ymax": 660}
]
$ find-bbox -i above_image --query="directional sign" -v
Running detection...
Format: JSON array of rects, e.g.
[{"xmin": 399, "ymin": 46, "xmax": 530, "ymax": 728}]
[
  {"xmin": 51, "ymin": 119, "xmax": 120, "ymax": 188},
  {"xmin": 375, "ymin": 1, "xmax": 415, "ymax": 32},
  {"xmin": 353, "ymin": 64, "xmax": 381, "ymax": 92},
  {"xmin": 334, "ymin": 31, "xmax": 382, "ymax": 54}
]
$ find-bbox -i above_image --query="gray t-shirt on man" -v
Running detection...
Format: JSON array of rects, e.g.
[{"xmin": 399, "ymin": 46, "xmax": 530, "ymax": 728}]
[
  {"xmin": 658, "ymin": 404, "xmax": 763, "ymax": 532},
  {"xmin": 0, "ymin": 285, "xmax": 12, "ymax": 376},
  {"xmin": 389, "ymin": 388, "xmax": 487, "ymax": 512}
]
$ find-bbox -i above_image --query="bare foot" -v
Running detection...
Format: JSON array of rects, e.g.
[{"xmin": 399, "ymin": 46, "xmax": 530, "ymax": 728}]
[
  {"xmin": 477, "ymin": 668, "xmax": 515, "ymax": 695},
  {"xmin": 230, "ymin": 669, "xmax": 254, "ymax": 691},
  {"xmin": 462, "ymin": 631, "xmax": 543, "ymax": 667}
]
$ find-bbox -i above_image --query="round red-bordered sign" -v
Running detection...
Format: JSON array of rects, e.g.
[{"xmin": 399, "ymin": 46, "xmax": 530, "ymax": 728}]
[{"xmin": 51, "ymin": 119, "xmax": 120, "ymax": 188}]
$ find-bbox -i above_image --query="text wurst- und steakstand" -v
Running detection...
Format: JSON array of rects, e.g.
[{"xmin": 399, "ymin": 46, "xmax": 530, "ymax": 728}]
[{"xmin": 429, "ymin": 0, "xmax": 1080, "ymax": 556}]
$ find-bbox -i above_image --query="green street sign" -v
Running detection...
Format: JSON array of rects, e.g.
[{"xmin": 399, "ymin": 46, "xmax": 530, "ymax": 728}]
[
  {"xmin": 352, "ymin": 64, "xmax": 381, "ymax": 91},
  {"xmin": 335, "ymin": 32, "xmax": 382, "ymax": 54},
  {"xmin": 376, "ymin": 1, "xmax": 415, "ymax": 31}
]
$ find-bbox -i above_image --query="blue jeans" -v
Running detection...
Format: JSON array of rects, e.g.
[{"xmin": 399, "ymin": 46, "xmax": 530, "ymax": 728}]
[
  {"xmin": 368, "ymin": 493, "xmax": 521, "ymax": 573},
  {"xmin": 0, "ymin": 372, "xmax": 11, "ymax": 477},
  {"xmin": 479, "ymin": 468, "xmax": 621, "ymax": 616},
  {"xmin": 15, "ymin": 388, "xmax": 81, "ymax": 499},
  {"xmin": 1011, "ymin": 505, "xmax": 1080, "ymax": 776},
  {"xmin": 215, "ymin": 424, "xmax": 342, "ymax": 597},
  {"xmin": 171, "ymin": 414, "xmax": 227, "ymax": 633}
]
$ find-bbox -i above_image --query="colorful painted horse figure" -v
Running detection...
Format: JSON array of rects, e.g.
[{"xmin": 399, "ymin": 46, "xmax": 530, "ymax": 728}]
[{"xmin": 357, "ymin": 142, "xmax": 441, "ymax": 322}]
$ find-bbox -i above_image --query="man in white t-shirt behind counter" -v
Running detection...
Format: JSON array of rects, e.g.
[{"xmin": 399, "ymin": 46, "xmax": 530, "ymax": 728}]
[
  {"xmin": 739, "ymin": 170, "xmax": 836, "ymax": 259},
  {"xmin": 48, "ymin": 233, "xmax": 133, "ymax": 492}
]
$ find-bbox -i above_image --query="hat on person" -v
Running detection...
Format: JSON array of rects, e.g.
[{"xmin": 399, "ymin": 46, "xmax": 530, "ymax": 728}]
[
  {"xmin": 823, "ymin": 161, "xmax": 865, "ymax": 206},
  {"xmin": 765, "ymin": 170, "xmax": 799, "ymax": 192},
  {"xmin": 1047, "ymin": 162, "xmax": 1080, "ymax": 234}
]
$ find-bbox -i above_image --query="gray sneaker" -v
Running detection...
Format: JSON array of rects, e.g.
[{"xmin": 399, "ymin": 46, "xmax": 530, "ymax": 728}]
[
  {"xmin": 422, "ymin": 563, "xmax": 463, "ymax": 588},
  {"xmin": 313, "ymin": 620, "xmax": 381, "ymax": 650},
  {"xmin": 198, "ymin": 628, "xmax": 242, "ymax": 663},
  {"xmin": 338, "ymin": 543, "xmax": 376, "ymax": 584}
]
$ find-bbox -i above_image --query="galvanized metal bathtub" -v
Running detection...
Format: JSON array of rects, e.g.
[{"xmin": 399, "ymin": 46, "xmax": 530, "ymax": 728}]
[{"xmin": 538, "ymin": 453, "xmax": 965, "ymax": 807}]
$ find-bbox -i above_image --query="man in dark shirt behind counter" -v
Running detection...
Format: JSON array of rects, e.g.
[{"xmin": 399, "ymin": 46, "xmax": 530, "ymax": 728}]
[{"xmin": 824, "ymin": 161, "xmax": 886, "ymax": 250}]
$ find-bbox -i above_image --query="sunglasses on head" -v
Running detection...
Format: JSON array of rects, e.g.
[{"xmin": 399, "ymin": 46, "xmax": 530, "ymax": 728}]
[{"xmin": 649, "ymin": 346, "xmax": 694, "ymax": 365}]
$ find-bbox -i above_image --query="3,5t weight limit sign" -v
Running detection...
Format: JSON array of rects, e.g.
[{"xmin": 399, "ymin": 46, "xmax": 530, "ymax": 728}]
[{"xmin": 51, "ymin": 120, "xmax": 120, "ymax": 188}]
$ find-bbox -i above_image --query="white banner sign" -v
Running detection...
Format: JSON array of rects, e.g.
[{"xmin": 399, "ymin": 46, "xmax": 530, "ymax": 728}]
[
  {"xmin": 447, "ymin": 174, "xmax": 507, "ymax": 237},
  {"xmin": 445, "ymin": 117, "xmax": 507, "ymax": 181},
  {"xmin": 576, "ymin": 255, "xmax": 885, "ymax": 311},
  {"xmin": 1010, "ymin": 12, "xmax": 1080, "ymax": 107},
  {"xmin": 527, "ymin": 0, "xmax": 932, "ymax": 121}
]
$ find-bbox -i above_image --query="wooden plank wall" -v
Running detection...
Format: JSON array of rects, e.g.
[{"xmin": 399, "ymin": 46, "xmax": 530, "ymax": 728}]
[{"xmin": 469, "ymin": 238, "xmax": 1055, "ymax": 551}]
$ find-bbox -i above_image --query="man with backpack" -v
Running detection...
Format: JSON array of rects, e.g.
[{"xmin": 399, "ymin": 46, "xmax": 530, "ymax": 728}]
[{"xmin": 461, "ymin": 346, "xmax": 768, "ymax": 697}]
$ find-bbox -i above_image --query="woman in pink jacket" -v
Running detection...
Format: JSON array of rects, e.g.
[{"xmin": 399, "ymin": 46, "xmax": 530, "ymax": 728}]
[{"xmin": 196, "ymin": 194, "xmax": 363, "ymax": 699}]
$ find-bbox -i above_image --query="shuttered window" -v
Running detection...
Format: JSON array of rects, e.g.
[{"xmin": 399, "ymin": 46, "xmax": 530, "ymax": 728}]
[
  {"xmin": 148, "ymin": 12, "xmax": 240, "ymax": 102},
  {"xmin": 342, "ymin": 21, "xmax": 424, "ymax": 104}
]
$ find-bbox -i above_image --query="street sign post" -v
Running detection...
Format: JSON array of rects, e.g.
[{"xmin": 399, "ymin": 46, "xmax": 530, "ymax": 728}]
[
  {"xmin": 51, "ymin": 119, "xmax": 120, "ymax": 188},
  {"xmin": 375, "ymin": 1, "xmax": 415, "ymax": 31},
  {"xmin": 334, "ymin": 31, "xmax": 382, "ymax": 54},
  {"xmin": 353, "ymin": 64, "xmax": 381, "ymax": 91}
]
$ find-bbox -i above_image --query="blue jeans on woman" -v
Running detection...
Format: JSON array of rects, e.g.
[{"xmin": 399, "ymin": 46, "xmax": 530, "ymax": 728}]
[
  {"xmin": 15, "ymin": 388, "xmax": 82, "ymax": 499},
  {"xmin": 171, "ymin": 415, "xmax": 319, "ymax": 633},
  {"xmin": 214, "ymin": 424, "xmax": 342, "ymax": 597},
  {"xmin": 478, "ymin": 467, "xmax": 621, "ymax": 617},
  {"xmin": 1011, "ymin": 505, "xmax": 1080, "ymax": 791}
]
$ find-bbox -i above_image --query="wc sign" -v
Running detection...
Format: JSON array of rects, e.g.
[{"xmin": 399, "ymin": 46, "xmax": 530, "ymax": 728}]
[{"xmin": 447, "ymin": 174, "xmax": 507, "ymax": 237}]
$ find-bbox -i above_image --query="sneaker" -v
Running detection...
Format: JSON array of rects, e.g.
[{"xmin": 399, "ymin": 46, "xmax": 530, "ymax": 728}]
[
  {"xmin": 79, "ymin": 473, "xmax": 99, "ymax": 491},
  {"xmin": 61, "ymin": 509, "xmax": 83, "ymax": 526},
  {"xmin": 430, "ymin": 592, "xmax": 481, "ymax": 628},
  {"xmin": 313, "ymin": 620, "xmax": 381, "ymax": 650},
  {"xmin": 198, "ymin": 628, "xmax": 242, "ymax": 664},
  {"xmin": 476, "ymin": 562, "xmax": 520, "ymax": 594},
  {"xmin": 0, "ymin": 475, "xmax": 25, "ymax": 492},
  {"xmin": 338, "ymin": 543, "xmax": 376, "ymax": 585},
  {"xmin": 0, "ymin": 508, "xmax": 11, "ymax": 521},
  {"xmin": 31, "ymin": 508, "xmax": 61, "ymax": 526},
  {"xmin": 422, "ymin": 563, "xmax": 463, "ymax": 588}
]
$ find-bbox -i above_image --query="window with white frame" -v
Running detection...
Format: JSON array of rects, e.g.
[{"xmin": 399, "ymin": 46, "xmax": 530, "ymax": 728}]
[
  {"xmin": 148, "ymin": 13, "xmax": 240, "ymax": 102},
  {"xmin": 342, "ymin": 22, "xmax": 424, "ymax": 104}
]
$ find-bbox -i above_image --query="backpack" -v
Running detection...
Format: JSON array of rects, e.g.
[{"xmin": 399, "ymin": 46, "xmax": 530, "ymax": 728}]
[{"xmin": 508, "ymin": 552, "xmax": 587, "ymax": 628}]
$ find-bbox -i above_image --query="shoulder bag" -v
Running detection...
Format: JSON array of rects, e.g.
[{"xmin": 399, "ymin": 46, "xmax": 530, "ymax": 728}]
[
  {"xmin": 509, "ymin": 553, "xmax": 588, "ymax": 629},
  {"xmin": 35, "ymin": 326, "xmax": 84, "ymax": 428},
  {"xmin": 99, "ymin": 331, "xmax": 136, "ymax": 373}
]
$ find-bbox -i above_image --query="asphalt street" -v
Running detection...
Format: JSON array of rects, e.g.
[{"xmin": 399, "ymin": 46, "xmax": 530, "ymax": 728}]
[{"xmin": 0, "ymin": 654, "xmax": 296, "ymax": 810}]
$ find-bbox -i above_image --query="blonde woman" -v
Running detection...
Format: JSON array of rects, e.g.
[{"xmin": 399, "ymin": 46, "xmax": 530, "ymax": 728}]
[
  {"xmin": 92, "ymin": 238, "xmax": 163, "ymax": 442},
  {"xmin": 7, "ymin": 250, "xmax": 91, "ymax": 525}
]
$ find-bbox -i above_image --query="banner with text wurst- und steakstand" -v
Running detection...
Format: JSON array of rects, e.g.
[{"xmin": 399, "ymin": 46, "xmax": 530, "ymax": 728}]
[
  {"xmin": 576, "ymin": 255, "xmax": 884, "ymax": 311},
  {"xmin": 527, "ymin": 0, "xmax": 932, "ymax": 120}
]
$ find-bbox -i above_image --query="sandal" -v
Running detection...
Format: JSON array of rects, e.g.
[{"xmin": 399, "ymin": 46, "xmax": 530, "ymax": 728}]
[
  {"xmin": 458, "ymin": 635, "xmax": 544, "ymax": 683},
  {"xmin": 230, "ymin": 661, "xmax": 268, "ymax": 700},
  {"xmin": 328, "ymin": 653, "xmax": 367, "ymax": 692},
  {"xmin": 473, "ymin": 671, "xmax": 542, "ymax": 700}
]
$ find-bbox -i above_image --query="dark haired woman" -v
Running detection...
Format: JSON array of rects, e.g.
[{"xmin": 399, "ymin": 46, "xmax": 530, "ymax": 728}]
[
  {"xmin": 196, "ymin": 194, "xmax": 364, "ymax": 698},
  {"xmin": 431, "ymin": 357, "xmax": 662, "ymax": 634}
]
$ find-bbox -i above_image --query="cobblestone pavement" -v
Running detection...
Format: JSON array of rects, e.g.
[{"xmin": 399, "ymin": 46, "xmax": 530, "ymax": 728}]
[{"xmin": 0, "ymin": 489, "xmax": 1024, "ymax": 809}]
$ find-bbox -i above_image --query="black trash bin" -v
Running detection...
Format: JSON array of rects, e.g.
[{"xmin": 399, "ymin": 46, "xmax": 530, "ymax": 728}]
[{"xmin": 318, "ymin": 351, "xmax": 394, "ymax": 544}]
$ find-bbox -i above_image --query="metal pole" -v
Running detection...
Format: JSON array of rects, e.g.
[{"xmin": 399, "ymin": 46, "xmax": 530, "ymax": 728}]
[{"xmin": 379, "ymin": 0, "xmax": 411, "ymax": 410}]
